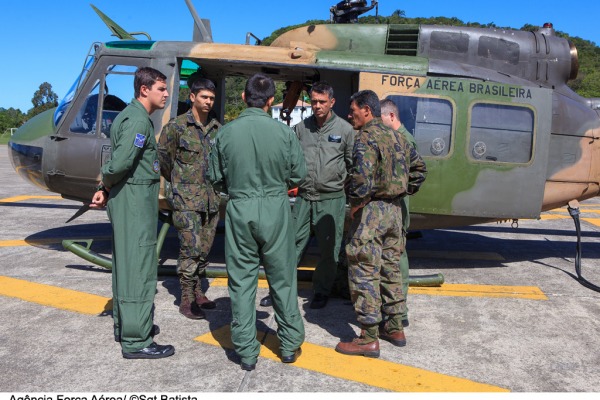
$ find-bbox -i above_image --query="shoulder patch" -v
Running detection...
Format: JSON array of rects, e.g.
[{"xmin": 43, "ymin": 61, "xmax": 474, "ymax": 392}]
[{"xmin": 134, "ymin": 133, "xmax": 146, "ymax": 148}]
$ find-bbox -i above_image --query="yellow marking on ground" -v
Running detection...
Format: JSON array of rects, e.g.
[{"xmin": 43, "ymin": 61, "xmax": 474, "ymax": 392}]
[
  {"xmin": 211, "ymin": 277, "xmax": 312, "ymax": 290},
  {"xmin": 0, "ymin": 195, "xmax": 62, "ymax": 203},
  {"xmin": 581, "ymin": 218, "xmax": 600, "ymax": 227},
  {"xmin": 0, "ymin": 236, "xmax": 112, "ymax": 247},
  {"xmin": 211, "ymin": 278, "xmax": 543, "ymax": 300},
  {"xmin": 409, "ymin": 283, "xmax": 547, "ymax": 300},
  {"xmin": 0, "ymin": 276, "xmax": 111, "ymax": 315},
  {"xmin": 539, "ymin": 214, "xmax": 571, "ymax": 220},
  {"xmin": 409, "ymin": 250, "xmax": 504, "ymax": 261},
  {"xmin": 195, "ymin": 325, "xmax": 508, "ymax": 392},
  {"xmin": 547, "ymin": 208, "xmax": 600, "ymax": 214}
]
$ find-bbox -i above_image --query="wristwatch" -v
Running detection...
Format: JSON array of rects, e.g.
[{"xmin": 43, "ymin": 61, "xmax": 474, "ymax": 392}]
[{"xmin": 96, "ymin": 183, "xmax": 109, "ymax": 194}]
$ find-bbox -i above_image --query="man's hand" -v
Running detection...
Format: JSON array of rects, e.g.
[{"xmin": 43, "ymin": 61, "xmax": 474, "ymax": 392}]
[
  {"xmin": 90, "ymin": 190, "xmax": 107, "ymax": 209},
  {"xmin": 350, "ymin": 204, "xmax": 362, "ymax": 219}
]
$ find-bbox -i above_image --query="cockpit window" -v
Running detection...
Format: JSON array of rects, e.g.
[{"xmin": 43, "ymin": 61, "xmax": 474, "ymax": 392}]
[
  {"xmin": 66, "ymin": 64, "xmax": 134, "ymax": 137},
  {"xmin": 54, "ymin": 56, "xmax": 96, "ymax": 126}
]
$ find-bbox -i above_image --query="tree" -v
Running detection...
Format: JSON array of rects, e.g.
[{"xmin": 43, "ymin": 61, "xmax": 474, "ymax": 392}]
[
  {"xmin": 0, "ymin": 107, "xmax": 26, "ymax": 136},
  {"xmin": 28, "ymin": 82, "xmax": 59, "ymax": 118}
]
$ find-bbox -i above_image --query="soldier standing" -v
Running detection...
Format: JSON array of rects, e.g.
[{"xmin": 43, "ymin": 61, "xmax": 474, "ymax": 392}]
[
  {"xmin": 209, "ymin": 74, "xmax": 306, "ymax": 370},
  {"xmin": 380, "ymin": 98, "xmax": 421, "ymax": 328},
  {"xmin": 158, "ymin": 77, "xmax": 221, "ymax": 319},
  {"xmin": 91, "ymin": 67, "xmax": 174, "ymax": 359},
  {"xmin": 293, "ymin": 82, "xmax": 354, "ymax": 309},
  {"xmin": 260, "ymin": 82, "xmax": 354, "ymax": 309},
  {"xmin": 335, "ymin": 90, "xmax": 426, "ymax": 358}
]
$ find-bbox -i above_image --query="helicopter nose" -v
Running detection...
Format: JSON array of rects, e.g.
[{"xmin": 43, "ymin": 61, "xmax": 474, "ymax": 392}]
[{"xmin": 7, "ymin": 108, "xmax": 55, "ymax": 192}]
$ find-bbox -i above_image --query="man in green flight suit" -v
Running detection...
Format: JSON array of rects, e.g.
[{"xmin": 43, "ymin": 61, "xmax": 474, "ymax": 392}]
[
  {"xmin": 380, "ymin": 99, "xmax": 421, "ymax": 328},
  {"xmin": 208, "ymin": 73, "xmax": 306, "ymax": 371},
  {"xmin": 158, "ymin": 77, "xmax": 221, "ymax": 320},
  {"xmin": 91, "ymin": 67, "xmax": 174, "ymax": 359}
]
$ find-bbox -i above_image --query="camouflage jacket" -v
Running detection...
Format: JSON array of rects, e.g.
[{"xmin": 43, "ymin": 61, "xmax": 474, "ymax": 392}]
[
  {"xmin": 157, "ymin": 110, "xmax": 221, "ymax": 212},
  {"xmin": 348, "ymin": 118, "xmax": 427, "ymax": 207}
]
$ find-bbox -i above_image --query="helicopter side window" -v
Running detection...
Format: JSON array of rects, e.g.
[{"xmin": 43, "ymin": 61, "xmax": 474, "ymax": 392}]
[
  {"xmin": 387, "ymin": 95, "xmax": 453, "ymax": 157},
  {"xmin": 469, "ymin": 103, "xmax": 534, "ymax": 163}
]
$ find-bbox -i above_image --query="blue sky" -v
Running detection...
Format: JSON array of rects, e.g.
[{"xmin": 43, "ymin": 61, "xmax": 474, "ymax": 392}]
[{"xmin": 1, "ymin": 0, "xmax": 599, "ymax": 112}]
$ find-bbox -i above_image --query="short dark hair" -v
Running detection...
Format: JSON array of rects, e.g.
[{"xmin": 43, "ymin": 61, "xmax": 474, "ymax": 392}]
[
  {"xmin": 134, "ymin": 67, "xmax": 167, "ymax": 98},
  {"xmin": 380, "ymin": 99, "xmax": 399, "ymax": 117},
  {"xmin": 310, "ymin": 81, "xmax": 334, "ymax": 99},
  {"xmin": 244, "ymin": 73, "xmax": 275, "ymax": 108},
  {"xmin": 349, "ymin": 90, "xmax": 381, "ymax": 117},
  {"xmin": 190, "ymin": 77, "xmax": 216, "ymax": 95}
]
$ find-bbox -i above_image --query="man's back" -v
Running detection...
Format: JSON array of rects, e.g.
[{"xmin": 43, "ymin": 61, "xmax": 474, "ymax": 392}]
[{"xmin": 213, "ymin": 107, "xmax": 305, "ymax": 198}]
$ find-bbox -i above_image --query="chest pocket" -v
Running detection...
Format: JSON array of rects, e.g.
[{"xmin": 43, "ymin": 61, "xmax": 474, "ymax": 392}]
[{"xmin": 177, "ymin": 136, "xmax": 203, "ymax": 164}]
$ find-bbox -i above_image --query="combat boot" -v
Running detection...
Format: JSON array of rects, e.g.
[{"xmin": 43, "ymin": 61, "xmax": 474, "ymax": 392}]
[
  {"xmin": 379, "ymin": 318, "xmax": 407, "ymax": 347},
  {"xmin": 335, "ymin": 330, "xmax": 380, "ymax": 358},
  {"xmin": 179, "ymin": 285, "xmax": 205, "ymax": 319},
  {"xmin": 193, "ymin": 270, "xmax": 216, "ymax": 309},
  {"xmin": 194, "ymin": 286, "xmax": 216, "ymax": 309}
]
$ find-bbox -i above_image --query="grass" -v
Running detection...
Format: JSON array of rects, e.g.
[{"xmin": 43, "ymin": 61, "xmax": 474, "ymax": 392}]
[{"xmin": 0, "ymin": 135, "xmax": 11, "ymax": 145}]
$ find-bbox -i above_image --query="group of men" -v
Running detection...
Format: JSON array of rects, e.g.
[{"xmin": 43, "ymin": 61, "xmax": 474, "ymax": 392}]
[{"xmin": 90, "ymin": 67, "xmax": 427, "ymax": 368}]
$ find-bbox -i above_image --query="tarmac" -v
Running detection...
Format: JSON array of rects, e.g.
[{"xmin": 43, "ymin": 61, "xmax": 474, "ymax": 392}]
[{"xmin": 1, "ymin": 145, "xmax": 600, "ymax": 394}]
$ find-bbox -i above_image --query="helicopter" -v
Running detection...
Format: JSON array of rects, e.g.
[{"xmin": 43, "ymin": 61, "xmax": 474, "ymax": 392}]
[{"xmin": 7, "ymin": 1, "xmax": 600, "ymax": 281}]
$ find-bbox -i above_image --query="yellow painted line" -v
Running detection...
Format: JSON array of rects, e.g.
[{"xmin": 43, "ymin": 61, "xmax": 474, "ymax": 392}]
[
  {"xmin": 0, "ymin": 236, "xmax": 112, "ymax": 247},
  {"xmin": 581, "ymin": 218, "xmax": 600, "ymax": 227},
  {"xmin": 540, "ymin": 214, "xmax": 571, "ymax": 220},
  {"xmin": 0, "ymin": 195, "xmax": 62, "ymax": 203},
  {"xmin": 195, "ymin": 325, "xmax": 508, "ymax": 392},
  {"xmin": 0, "ymin": 276, "xmax": 111, "ymax": 315},
  {"xmin": 211, "ymin": 278, "xmax": 545, "ymax": 300},
  {"xmin": 409, "ymin": 250, "xmax": 504, "ymax": 261},
  {"xmin": 212, "ymin": 277, "xmax": 312, "ymax": 290},
  {"xmin": 548, "ymin": 208, "xmax": 600, "ymax": 213},
  {"xmin": 410, "ymin": 283, "xmax": 547, "ymax": 300}
]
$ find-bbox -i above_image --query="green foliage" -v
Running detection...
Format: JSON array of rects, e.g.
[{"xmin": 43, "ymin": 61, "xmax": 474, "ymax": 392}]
[
  {"xmin": 0, "ymin": 107, "xmax": 26, "ymax": 138},
  {"xmin": 28, "ymin": 82, "xmax": 59, "ymax": 119}
]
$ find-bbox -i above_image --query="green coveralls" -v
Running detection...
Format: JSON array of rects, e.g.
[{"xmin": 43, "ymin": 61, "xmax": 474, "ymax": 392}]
[
  {"xmin": 292, "ymin": 111, "xmax": 354, "ymax": 296},
  {"xmin": 209, "ymin": 107, "xmax": 306, "ymax": 365},
  {"xmin": 398, "ymin": 125, "xmax": 417, "ymax": 321},
  {"xmin": 102, "ymin": 99, "xmax": 161, "ymax": 353}
]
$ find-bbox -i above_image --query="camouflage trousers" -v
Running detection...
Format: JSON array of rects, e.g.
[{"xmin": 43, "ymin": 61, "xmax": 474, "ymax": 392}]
[
  {"xmin": 345, "ymin": 199, "xmax": 406, "ymax": 327},
  {"xmin": 172, "ymin": 210, "xmax": 219, "ymax": 289}
]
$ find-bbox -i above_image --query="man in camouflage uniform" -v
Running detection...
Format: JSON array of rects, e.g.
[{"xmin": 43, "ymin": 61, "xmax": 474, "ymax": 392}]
[
  {"xmin": 335, "ymin": 90, "xmax": 427, "ymax": 358},
  {"xmin": 158, "ymin": 78, "xmax": 221, "ymax": 319},
  {"xmin": 380, "ymin": 99, "xmax": 421, "ymax": 328}
]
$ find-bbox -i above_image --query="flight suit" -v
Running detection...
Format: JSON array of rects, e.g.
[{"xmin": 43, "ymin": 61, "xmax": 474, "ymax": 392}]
[
  {"xmin": 157, "ymin": 110, "xmax": 221, "ymax": 305},
  {"xmin": 209, "ymin": 107, "xmax": 306, "ymax": 366},
  {"xmin": 101, "ymin": 99, "xmax": 161, "ymax": 353},
  {"xmin": 397, "ymin": 125, "xmax": 418, "ymax": 322},
  {"xmin": 292, "ymin": 111, "xmax": 354, "ymax": 296},
  {"xmin": 346, "ymin": 118, "xmax": 426, "ymax": 340}
]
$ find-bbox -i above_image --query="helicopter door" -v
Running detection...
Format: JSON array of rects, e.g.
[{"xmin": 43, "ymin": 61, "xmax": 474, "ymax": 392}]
[
  {"xmin": 45, "ymin": 59, "xmax": 148, "ymax": 201},
  {"xmin": 359, "ymin": 72, "xmax": 552, "ymax": 220}
]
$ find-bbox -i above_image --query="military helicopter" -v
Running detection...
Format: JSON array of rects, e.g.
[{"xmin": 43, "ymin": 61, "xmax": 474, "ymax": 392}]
[{"xmin": 7, "ymin": 1, "xmax": 600, "ymax": 287}]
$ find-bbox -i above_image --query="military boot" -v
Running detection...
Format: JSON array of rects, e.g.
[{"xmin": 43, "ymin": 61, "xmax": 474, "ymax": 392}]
[
  {"xmin": 193, "ymin": 278, "xmax": 216, "ymax": 309},
  {"xmin": 379, "ymin": 317, "xmax": 406, "ymax": 347},
  {"xmin": 335, "ymin": 327, "xmax": 380, "ymax": 358},
  {"xmin": 179, "ymin": 284, "xmax": 205, "ymax": 319}
]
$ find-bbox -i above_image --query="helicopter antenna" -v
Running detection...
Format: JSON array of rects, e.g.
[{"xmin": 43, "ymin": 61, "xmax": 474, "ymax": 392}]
[
  {"xmin": 330, "ymin": 0, "xmax": 379, "ymax": 24},
  {"xmin": 90, "ymin": 4, "xmax": 151, "ymax": 40},
  {"xmin": 184, "ymin": 0, "xmax": 213, "ymax": 43}
]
